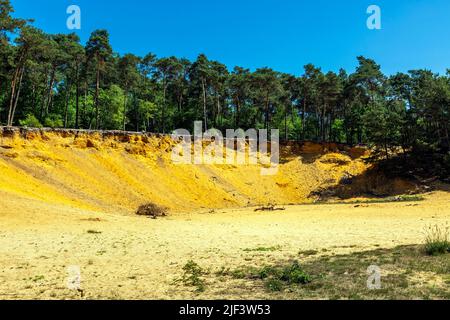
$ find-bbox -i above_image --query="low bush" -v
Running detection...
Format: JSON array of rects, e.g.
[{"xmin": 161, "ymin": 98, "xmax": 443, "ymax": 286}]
[
  {"xmin": 19, "ymin": 114, "xmax": 42, "ymax": 128},
  {"xmin": 226, "ymin": 261, "xmax": 312, "ymax": 292},
  {"xmin": 136, "ymin": 202, "xmax": 168, "ymax": 219},
  {"xmin": 265, "ymin": 278, "xmax": 283, "ymax": 292},
  {"xmin": 280, "ymin": 261, "xmax": 312, "ymax": 284},
  {"xmin": 182, "ymin": 260, "xmax": 206, "ymax": 293},
  {"xmin": 43, "ymin": 114, "xmax": 63, "ymax": 128}
]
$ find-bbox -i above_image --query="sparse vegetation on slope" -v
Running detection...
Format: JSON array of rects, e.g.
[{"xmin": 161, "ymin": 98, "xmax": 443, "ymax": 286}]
[{"xmin": 1, "ymin": 128, "xmax": 399, "ymax": 214}]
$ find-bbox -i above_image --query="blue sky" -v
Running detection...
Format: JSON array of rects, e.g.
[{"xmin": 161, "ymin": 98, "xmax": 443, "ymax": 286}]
[{"xmin": 10, "ymin": 0, "xmax": 450, "ymax": 75}]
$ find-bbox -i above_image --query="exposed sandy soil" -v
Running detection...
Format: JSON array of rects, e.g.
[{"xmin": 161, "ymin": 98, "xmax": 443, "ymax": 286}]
[
  {"xmin": 0, "ymin": 129, "xmax": 448, "ymax": 299},
  {"xmin": 1, "ymin": 190, "xmax": 448, "ymax": 300},
  {"xmin": 0, "ymin": 129, "xmax": 370, "ymax": 213}
]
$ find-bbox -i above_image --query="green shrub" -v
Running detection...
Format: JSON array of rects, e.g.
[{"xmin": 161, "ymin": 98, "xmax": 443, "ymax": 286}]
[
  {"xmin": 260, "ymin": 261, "xmax": 311, "ymax": 291},
  {"xmin": 265, "ymin": 278, "xmax": 283, "ymax": 292},
  {"xmin": 257, "ymin": 266, "xmax": 278, "ymax": 280},
  {"xmin": 43, "ymin": 114, "xmax": 63, "ymax": 128},
  {"xmin": 280, "ymin": 261, "xmax": 312, "ymax": 284},
  {"xmin": 223, "ymin": 261, "xmax": 312, "ymax": 293},
  {"xmin": 424, "ymin": 225, "xmax": 450, "ymax": 256},
  {"xmin": 182, "ymin": 260, "xmax": 206, "ymax": 293},
  {"xmin": 19, "ymin": 114, "xmax": 42, "ymax": 128}
]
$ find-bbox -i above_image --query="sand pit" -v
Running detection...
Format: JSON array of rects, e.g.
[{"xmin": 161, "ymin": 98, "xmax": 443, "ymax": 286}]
[
  {"xmin": 0, "ymin": 128, "xmax": 403, "ymax": 213},
  {"xmin": 0, "ymin": 129, "xmax": 448, "ymax": 300}
]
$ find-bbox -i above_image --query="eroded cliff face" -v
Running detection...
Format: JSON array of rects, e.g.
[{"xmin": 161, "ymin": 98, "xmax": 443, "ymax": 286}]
[{"xmin": 0, "ymin": 127, "xmax": 381, "ymax": 214}]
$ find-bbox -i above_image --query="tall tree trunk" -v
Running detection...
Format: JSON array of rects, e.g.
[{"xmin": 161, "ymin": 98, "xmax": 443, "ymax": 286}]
[
  {"xmin": 202, "ymin": 77, "xmax": 207, "ymax": 131},
  {"xmin": 64, "ymin": 81, "xmax": 71, "ymax": 128},
  {"xmin": 39, "ymin": 68, "xmax": 49, "ymax": 120},
  {"xmin": 384, "ymin": 138, "xmax": 390, "ymax": 161},
  {"xmin": 162, "ymin": 79, "xmax": 166, "ymax": 133},
  {"xmin": 134, "ymin": 93, "xmax": 139, "ymax": 132},
  {"xmin": 284, "ymin": 105, "xmax": 288, "ymax": 141},
  {"xmin": 321, "ymin": 104, "xmax": 327, "ymax": 142},
  {"xmin": 8, "ymin": 51, "xmax": 26, "ymax": 126},
  {"xmin": 31, "ymin": 85, "xmax": 36, "ymax": 114},
  {"xmin": 178, "ymin": 91, "xmax": 183, "ymax": 113},
  {"xmin": 123, "ymin": 90, "xmax": 128, "ymax": 131},
  {"xmin": 95, "ymin": 63, "xmax": 100, "ymax": 129},
  {"xmin": 45, "ymin": 67, "xmax": 56, "ymax": 116},
  {"xmin": 83, "ymin": 80, "xmax": 88, "ymax": 128},
  {"xmin": 1, "ymin": 79, "xmax": 7, "ymax": 114},
  {"xmin": 265, "ymin": 92, "xmax": 270, "ymax": 130},
  {"xmin": 329, "ymin": 111, "xmax": 334, "ymax": 142},
  {"xmin": 215, "ymin": 94, "xmax": 221, "ymax": 128},
  {"xmin": 7, "ymin": 68, "xmax": 19, "ymax": 126},
  {"xmin": 301, "ymin": 98, "xmax": 306, "ymax": 140},
  {"xmin": 9, "ymin": 66, "xmax": 25, "ymax": 126},
  {"xmin": 235, "ymin": 95, "xmax": 241, "ymax": 129},
  {"xmin": 357, "ymin": 127, "xmax": 362, "ymax": 144},
  {"xmin": 75, "ymin": 63, "xmax": 80, "ymax": 129}
]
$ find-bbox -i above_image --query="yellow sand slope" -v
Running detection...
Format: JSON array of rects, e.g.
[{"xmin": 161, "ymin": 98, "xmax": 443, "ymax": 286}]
[{"xmin": 0, "ymin": 128, "xmax": 369, "ymax": 214}]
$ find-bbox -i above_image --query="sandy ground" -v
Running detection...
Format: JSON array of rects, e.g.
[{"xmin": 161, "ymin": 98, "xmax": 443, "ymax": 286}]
[{"xmin": 0, "ymin": 190, "xmax": 449, "ymax": 300}]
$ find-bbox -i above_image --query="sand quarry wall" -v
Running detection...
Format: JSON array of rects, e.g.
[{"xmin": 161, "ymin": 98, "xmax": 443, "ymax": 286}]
[{"xmin": 0, "ymin": 127, "xmax": 375, "ymax": 214}]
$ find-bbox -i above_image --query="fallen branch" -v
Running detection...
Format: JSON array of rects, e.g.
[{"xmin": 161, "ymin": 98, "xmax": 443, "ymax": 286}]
[{"xmin": 254, "ymin": 204, "xmax": 286, "ymax": 212}]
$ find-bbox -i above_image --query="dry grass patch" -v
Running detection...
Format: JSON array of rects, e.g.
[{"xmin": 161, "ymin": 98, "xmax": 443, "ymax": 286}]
[{"xmin": 213, "ymin": 245, "xmax": 449, "ymax": 299}]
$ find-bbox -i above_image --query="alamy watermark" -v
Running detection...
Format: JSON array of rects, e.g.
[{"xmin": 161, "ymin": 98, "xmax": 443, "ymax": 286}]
[
  {"xmin": 367, "ymin": 265, "xmax": 382, "ymax": 290},
  {"xmin": 65, "ymin": 4, "xmax": 379, "ymax": 31},
  {"xmin": 67, "ymin": 5, "xmax": 81, "ymax": 30},
  {"xmin": 367, "ymin": 5, "xmax": 382, "ymax": 30},
  {"xmin": 171, "ymin": 122, "xmax": 279, "ymax": 176},
  {"xmin": 67, "ymin": 265, "xmax": 81, "ymax": 291}
]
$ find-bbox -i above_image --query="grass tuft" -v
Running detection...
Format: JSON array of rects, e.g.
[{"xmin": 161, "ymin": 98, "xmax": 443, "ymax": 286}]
[
  {"xmin": 87, "ymin": 230, "xmax": 102, "ymax": 234},
  {"xmin": 424, "ymin": 224, "xmax": 450, "ymax": 256}
]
